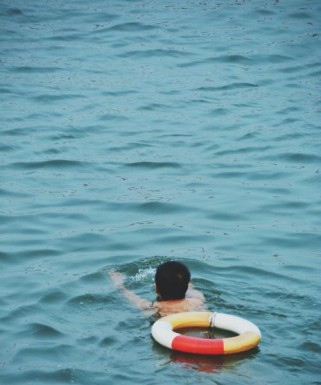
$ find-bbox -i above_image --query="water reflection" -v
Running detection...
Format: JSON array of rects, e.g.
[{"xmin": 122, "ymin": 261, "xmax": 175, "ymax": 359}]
[
  {"xmin": 171, "ymin": 349, "xmax": 259, "ymax": 373},
  {"xmin": 153, "ymin": 339, "xmax": 259, "ymax": 373}
]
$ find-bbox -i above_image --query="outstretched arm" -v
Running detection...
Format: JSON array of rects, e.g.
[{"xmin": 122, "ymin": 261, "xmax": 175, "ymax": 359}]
[{"xmin": 108, "ymin": 270, "xmax": 152, "ymax": 311}]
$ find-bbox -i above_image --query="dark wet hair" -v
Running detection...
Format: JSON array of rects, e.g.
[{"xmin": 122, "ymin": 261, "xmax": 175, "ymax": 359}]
[{"xmin": 155, "ymin": 261, "xmax": 191, "ymax": 300}]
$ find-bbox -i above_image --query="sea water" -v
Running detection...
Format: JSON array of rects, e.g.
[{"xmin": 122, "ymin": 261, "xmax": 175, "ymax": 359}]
[{"xmin": 1, "ymin": 1, "xmax": 320, "ymax": 384}]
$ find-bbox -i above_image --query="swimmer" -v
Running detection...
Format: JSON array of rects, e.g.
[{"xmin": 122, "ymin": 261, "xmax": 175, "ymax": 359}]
[{"xmin": 109, "ymin": 261, "xmax": 206, "ymax": 317}]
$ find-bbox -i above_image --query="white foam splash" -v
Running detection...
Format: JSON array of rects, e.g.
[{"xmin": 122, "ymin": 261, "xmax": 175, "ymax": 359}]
[{"xmin": 130, "ymin": 267, "xmax": 156, "ymax": 282}]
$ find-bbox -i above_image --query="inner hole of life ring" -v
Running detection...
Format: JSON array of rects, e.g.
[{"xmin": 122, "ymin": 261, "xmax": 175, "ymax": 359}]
[{"xmin": 178, "ymin": 327, "xmax": 237, "ymax": 339}]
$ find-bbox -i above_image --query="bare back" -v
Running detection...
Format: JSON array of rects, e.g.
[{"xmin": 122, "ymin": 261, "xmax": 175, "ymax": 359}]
[{"xmin": 152, "ymin": 288, "xmax": 206, "ymax": 317}]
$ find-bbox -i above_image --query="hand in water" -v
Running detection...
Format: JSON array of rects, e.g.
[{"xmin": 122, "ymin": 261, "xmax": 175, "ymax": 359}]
[{"xmin": 108, "ymin": 270, "xmax": 125, "ymax": 288}]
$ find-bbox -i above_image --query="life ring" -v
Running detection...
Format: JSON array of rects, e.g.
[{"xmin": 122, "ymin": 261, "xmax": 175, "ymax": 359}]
[{"xmin": 151, "ymin": 311, "xmax": 261, "ymax": 355}]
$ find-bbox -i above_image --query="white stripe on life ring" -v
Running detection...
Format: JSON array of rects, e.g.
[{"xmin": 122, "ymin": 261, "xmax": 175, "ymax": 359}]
[{"xmin": 151, "ymin": 311, "xmax": 261, "ymax": 355}]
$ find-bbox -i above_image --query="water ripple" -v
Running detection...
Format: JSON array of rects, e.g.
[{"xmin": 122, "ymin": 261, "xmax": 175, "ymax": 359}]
[
  {"xmin": 18, "ymin": 323, "xmax": 64, "ymax": 339},
  {"xmin": 195, "ymin": 83, "xmax": 258, "ymax": 92},
  {"xmin": 1, "ymin": 0, "xmax": 320, "ymax": 383},
  {"xmin": 11, "ymin": 159, "xmax": 88, "ymax": 170},
  {"xmin": 115, "ymin": 21, "xmax": 157, "ymax": 32},
  {"xmin": 126, "ymin": 161, "xmax": 182, "ymax": 169},
  {"xmin": 119, "ymin": 48, "xmax": 191, "ymax": 59},
  {"xmin": 9, "ymin": 66, "xmax": 63, "ymax": 73}
]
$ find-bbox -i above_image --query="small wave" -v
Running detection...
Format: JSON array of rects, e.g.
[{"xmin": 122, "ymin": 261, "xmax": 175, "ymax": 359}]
[
  {"xmin": 99, "ymin": 335, "xmax": 118, "ymax": 346},
  {"xmin": 214, "ymin": 265, "xmax": 303, "ymax": 284},
  {"xmin": 9, "ymin": 66, "xmax": 63, "ymax": 73},
  {"xmin": 207, "ymin": 211, "xmax": 246, "ymax": 222},
  {"xmin": 0, "ymin": 187, "xmax": 30, "ymax": 198},
  {"xmin": 289, "ymin": 10, "xmax": 313, "ymax": 19},
  {"xmin": 138, "ymin": 201, "xmax": 189, "ymax": 214},
  {"xmin": 1, "ymin": 7, "xmax": 24, "ymax": 16},
  {"xmin": 138, "ymin": 102, "xmax": 173, "ymax": 111},
  {"xmin": 66, "ymin": 293, "xmax": 110, "ymax": 307},
  {"xmin": 32, "ymin": 94, "xmax": 85, "ymax": 103},
  {"xmin": 184, "ymin": 53, "xmax": 294, "ymax": 68},
  {"xmin": 276, "ymin": 356, "xmax": 306, "ymax": 369},
  {"xmin": 118, "ymin": 48, "xmax": 190, "ymax": 59},
  {"xmin": 179, "ymin": 54, "xmax": 252, "ymax": 68},
  {"xmin": 17, "ymin": 322, "xmax": 64, "ymax": 339},
  {"xmin": 195, "ymin": 83, "xmax": 258, "ymax": 92},
  {"xmin": 254, "ymin": 8, "xmax": 275, "ymax": 16},
  {"xmin": 98, "ymin": 113, "xmax": 128, "ymax": 122},
  {"xmin": 0, "ymin": 87, "xmax": 16, "ymax": 94},
  {"xmin": 282, "ymin": 152, "xmax": 321, "ymax": 164},
  {"xmin": 126, "ymin": 161, "xmax": 182, "ymax": 169},
  {"xmin": 7, "ymin": 366, "xmax": 76, "ymax": 383},
  {"xmin": 11, "ymin": 159, "xmax": 87, "ymax": 170},
  {"xmin": 213, "ymin": 54, "xmax": 253, "ymax": 64},
  {"xmin": 79, "ymin": 271, "xmax": 106, "ymax": 284},
  {"xmin": 259, "ymin": 152, "xmax": 321, "ymax": 164},
  {"xmin": 258, "ymin": 54, "xmax": 294, "ymax": 64},
  {"xmin": 47, "ymin": 32, "xmax": 87, "ymax": 42},
  {"xmin": 0, "ymin": 248, "xmax": 59, "ymax": 265},
  {"xmin": 299, "ymin": 341, "xmax": 321, "ymax": 354},
  {"xmin": 102, "ymin": 21, "xmax": 157, "ymax": 33},
  {"xmin": 101, "ymin": 90, "xmax": 137, "ymax": 97},
  {"xmin": 215, "ymin": 145, "xmax": 271, "ymax": 156},
  {"xmin": 211, "ymin": 171, "xmax": 248, "ymax": 179},
  {"xmin": 40, "ymin": 291, "xmax": 68, "ymax": 305}
]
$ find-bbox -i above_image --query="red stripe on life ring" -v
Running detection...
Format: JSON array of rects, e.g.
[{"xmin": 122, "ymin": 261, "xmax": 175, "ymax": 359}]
[{"xmin": 172, "ymin": 335, "xmax": 224, "ymax": 355}]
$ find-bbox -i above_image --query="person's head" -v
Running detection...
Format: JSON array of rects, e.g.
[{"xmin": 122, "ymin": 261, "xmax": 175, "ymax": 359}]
[{"xmin": 155, "ymin": 261, "xmax": 191, "ymax": 300}]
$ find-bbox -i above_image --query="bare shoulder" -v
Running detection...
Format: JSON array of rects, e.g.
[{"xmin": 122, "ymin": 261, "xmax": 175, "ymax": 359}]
[
  {"xmin": 186, "ymin": 287, "xmax": 205, "ymax": 301},
  {"xmin": 153, "ymin": 290, "xmax": 206, "ymax": 317}
]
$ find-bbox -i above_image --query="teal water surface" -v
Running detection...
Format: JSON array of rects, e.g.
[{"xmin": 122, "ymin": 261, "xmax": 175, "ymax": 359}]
[{"xmin": 1, "ymin": 1, "xmax": 321, "ymax": 384}]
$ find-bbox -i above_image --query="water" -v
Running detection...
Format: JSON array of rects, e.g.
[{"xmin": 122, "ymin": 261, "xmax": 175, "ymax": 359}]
[{"xmin": 1, "ymin": 0, "xmax": 320, "ymax": 384}]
